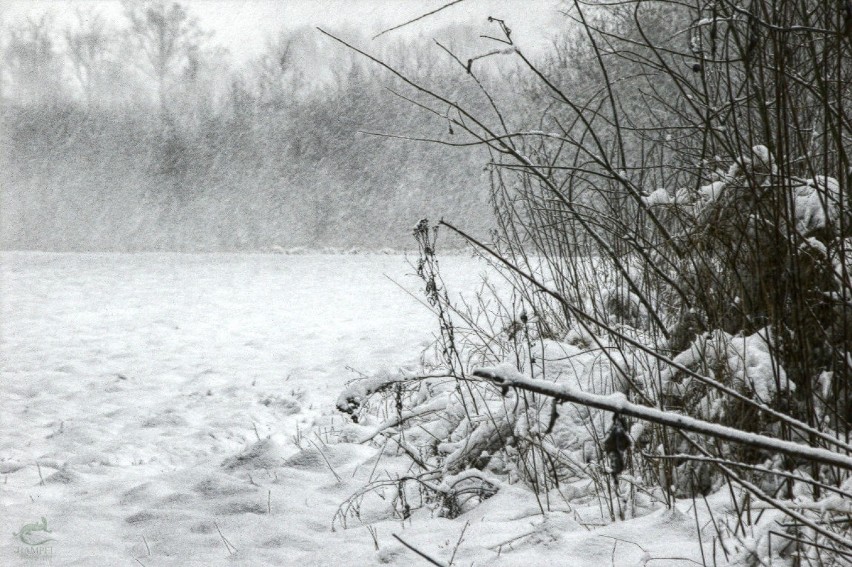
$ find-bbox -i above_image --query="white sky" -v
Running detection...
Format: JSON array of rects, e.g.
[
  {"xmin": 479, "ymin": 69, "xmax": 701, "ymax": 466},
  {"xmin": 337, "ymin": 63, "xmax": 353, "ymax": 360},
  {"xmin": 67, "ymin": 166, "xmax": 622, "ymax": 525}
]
[{"xmin": 1, "ymin": 0, "xmax": 567, "ymax": 61}]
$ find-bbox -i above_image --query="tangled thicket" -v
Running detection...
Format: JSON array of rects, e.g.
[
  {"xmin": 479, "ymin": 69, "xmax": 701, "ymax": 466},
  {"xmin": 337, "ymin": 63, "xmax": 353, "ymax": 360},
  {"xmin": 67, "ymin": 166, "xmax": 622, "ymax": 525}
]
[{"xmin": 334, "ymin": 1, "xmax": 851, "ymax": 564}]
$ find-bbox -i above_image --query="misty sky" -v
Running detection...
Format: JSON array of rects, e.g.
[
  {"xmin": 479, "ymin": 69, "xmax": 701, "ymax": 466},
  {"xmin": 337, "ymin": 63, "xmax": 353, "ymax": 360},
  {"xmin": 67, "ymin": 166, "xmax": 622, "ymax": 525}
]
[{"xmin": 1, "ymin": 0, "xmax": 567, "ymax": 62}]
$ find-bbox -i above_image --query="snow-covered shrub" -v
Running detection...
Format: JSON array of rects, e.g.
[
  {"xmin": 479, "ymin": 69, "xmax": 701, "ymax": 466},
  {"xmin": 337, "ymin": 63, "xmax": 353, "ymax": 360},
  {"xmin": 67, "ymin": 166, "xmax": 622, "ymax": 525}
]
[
  {"xmin": 333, "ymin": 227, "xmax": 651, "ymax": 524},
  {"xmin": 332, "ymin": 0, "xmax": 852, "ymax": 560},
  {"xmin": 659, "ymin": 328, "xmax": 794, "ymax": 420}
]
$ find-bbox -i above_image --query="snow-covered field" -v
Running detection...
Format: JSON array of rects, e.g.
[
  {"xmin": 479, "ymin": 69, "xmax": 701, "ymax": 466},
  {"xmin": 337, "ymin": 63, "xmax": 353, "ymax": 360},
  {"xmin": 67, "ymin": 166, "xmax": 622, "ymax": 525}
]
[{"xmin": 0, "ymin": 252, "xmax": 705, "ymax": 566}]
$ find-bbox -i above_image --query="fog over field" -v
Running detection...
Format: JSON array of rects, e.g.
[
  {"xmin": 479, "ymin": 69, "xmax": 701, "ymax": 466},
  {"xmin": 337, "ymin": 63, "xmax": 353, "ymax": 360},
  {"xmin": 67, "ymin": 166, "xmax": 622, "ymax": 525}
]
[{"xmin": 0, "ymin": 0, "xmax": 562, "ymax": 252}]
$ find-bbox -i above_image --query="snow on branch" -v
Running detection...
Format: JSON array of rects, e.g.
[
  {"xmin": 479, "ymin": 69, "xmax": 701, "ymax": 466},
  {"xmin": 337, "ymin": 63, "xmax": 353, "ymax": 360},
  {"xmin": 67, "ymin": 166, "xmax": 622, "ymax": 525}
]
[
  {"xmin": 473, "ymin": 364, "xmax": 852, "ymax": 471},
  {"xmin": 336, "ymin": 371, "xmax": 452, "ymax": 421},
  {"xmin": 357, "ymin": 395, "xmax": 449, "ymax": 443}
]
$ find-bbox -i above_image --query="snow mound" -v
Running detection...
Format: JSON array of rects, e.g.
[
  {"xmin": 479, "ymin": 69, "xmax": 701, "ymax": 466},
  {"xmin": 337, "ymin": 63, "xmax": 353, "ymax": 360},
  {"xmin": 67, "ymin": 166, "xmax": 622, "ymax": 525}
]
[
  {"xmin": 44, "ymin": 467, "xmax": 79, "ymax": 485},
  {"xmin": 282, "ymin": 443, "xmax": 366, "ymax": 471},
  {"xmin": 663, "ymin": 328, "xmax": 793, "ymax": 407},
  {"xmin": 698, "ymin": 180, "xmax": 727, "ymax": 201},
  {"xmin": 642, "ymin": 188, "xmax": 671, "ymax": 206},
  {"xmin": 259, "ymin": 394, "xmax": 302, "ymax": 415},
  {"xmin": 792, "ymin": 176, "xmax": 841, "ymax": 235},
  {"xmin": 141, "ymin": 410, "xmax": 188, "ymax": 428},
  {"xmin": 213, "ymin": 499, "xmax": 268, "ymax": 515},
  {"xmin": 0, "ymin": 460, "xmax": 27, "ymax": 474},
  {"xmin": 221, "ymin": 437, "xmax": 287, "ymax": 470},
  {"xmin": 193, "ymin": 475, "xmax": 258, "ymax": 497}
]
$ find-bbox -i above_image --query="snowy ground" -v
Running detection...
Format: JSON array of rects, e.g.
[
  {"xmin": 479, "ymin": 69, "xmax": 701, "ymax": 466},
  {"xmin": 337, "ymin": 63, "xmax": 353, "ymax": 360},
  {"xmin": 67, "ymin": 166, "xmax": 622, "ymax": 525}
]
[{"xmin": 0, "ymin": 252, "xmax": 706, "ymax": 566}]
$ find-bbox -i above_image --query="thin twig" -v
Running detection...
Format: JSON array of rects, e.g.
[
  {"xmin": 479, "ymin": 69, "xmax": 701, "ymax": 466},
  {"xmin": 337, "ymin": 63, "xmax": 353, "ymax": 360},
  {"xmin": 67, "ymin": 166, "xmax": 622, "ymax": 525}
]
[
  {"xmin": 252, "ymin": 422, "xmax": 261, "ymax": 442},
  {"xmin": 448, "ymin": 520, "xmax": 469, "ymax": 566},
  {"xmin": 373, "ymin": 0, "xmax": 466, "ymax": 39},
  {"xmin": 214, "ymin": 521, "xmax": 237, "ymax": 555},
  {"xmin": 392, "ymin": 533, "xmax": 448, "ymax": 567},
  {"xmin": 308, "ymin": 439, "xmax": 342, "ymax": 483},
  {"xmin": 367, "ymin": 524, "xmax": 380, "ymax": 551}
]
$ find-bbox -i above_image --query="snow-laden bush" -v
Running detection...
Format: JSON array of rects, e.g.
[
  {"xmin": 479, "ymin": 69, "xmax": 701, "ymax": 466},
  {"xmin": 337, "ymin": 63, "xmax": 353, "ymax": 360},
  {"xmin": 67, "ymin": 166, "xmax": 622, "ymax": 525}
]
[
  {"xmin": 332, "ymin": 226, "xmax": 652, "ymax": 525},
  {"xmin": 331, "ymin": 0, "xmax": 852, "ymax": 561},
  {"xmin": 660, "ymin": 328, "xmax": 793, "ymax": 418}
]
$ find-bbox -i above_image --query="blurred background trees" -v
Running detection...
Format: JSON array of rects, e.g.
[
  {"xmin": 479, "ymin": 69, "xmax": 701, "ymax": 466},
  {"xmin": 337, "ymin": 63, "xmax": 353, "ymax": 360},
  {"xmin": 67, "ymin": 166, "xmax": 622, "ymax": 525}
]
[{"xmin": 0, "ymin": 1, "xmax": 506, "ymax": 251}]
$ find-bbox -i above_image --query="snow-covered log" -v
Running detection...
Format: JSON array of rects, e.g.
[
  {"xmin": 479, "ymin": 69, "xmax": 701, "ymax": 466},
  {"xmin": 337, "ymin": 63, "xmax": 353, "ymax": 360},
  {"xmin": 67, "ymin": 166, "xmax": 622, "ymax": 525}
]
[{"xmin": 473, "ymin": 364, "xmax": 852, "ymax": 471}]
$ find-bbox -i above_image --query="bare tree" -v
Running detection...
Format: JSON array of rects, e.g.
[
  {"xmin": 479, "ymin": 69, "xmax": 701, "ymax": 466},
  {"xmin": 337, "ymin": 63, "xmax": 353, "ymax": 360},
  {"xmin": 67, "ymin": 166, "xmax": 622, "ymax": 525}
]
[
  {"xmin": 123, "ymin": 0, "xmax": 207, "ymax": 120},
  {"xmin": 252, "ymin": 31, "xmax": 296, "ymax": 111},
  {"xmin": 2, "ymin": 14, "xmax": 65, "ymax": 105},
  {"xmin": 123, "ymin": 1, "xmax": 210, "ymax": 179},
  {"xmin": 64, "ymin": 9, "xmax": 113, "ymax": 106}
]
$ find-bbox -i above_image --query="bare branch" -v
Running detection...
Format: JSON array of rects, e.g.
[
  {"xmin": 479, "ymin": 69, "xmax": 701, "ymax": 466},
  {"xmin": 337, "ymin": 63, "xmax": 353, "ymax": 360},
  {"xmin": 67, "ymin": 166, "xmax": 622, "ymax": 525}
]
[{"xmin": 373, "ymin": 0, "xmax": 467, "ymax": 40}]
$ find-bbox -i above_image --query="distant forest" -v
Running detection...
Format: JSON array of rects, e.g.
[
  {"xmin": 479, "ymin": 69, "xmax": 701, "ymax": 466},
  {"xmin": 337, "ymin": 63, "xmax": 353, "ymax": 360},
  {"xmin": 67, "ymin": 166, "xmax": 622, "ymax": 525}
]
[{"xmin": 0, "ymin": 3, "xmax": 541, "ymax": 251}]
